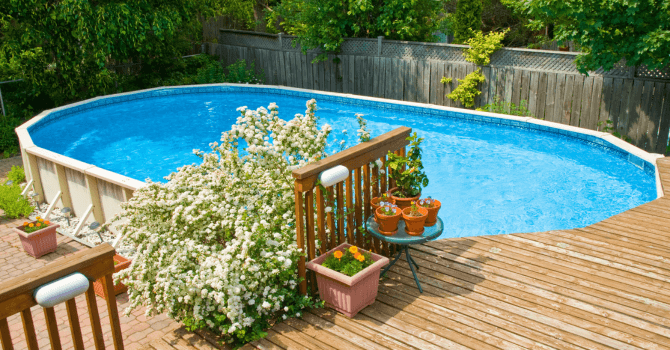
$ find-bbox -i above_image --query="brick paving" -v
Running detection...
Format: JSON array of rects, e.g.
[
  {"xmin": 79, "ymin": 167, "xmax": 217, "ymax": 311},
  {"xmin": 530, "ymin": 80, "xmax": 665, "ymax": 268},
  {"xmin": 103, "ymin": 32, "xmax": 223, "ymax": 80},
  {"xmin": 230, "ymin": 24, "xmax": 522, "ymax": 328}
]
[{"xmin": 0, "ymin": 215, "xmax": 183, "ymax": 350}]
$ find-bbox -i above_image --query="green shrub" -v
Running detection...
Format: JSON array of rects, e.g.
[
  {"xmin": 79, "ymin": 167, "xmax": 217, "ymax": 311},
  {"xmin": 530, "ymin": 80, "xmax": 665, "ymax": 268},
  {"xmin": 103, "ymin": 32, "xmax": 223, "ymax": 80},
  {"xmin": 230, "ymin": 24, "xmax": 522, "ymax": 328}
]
[
  {"xmin": 7, "ymin": 166, "xmax": 26, "ymax": 183},
  {"xmin": 464, "ymin": 30, "xmax": 509, "ymax": 66},
  {"xmin": 447, "ymin": 69, "xmax": 486, "ymax": 108},
  {"xmin": 452, "ymin": 0, "xmax": 483, "ymax": 44},
  {"xmin": 477, "ymin": 97, "xmax": 534, "ymax": 117},
  {"xmin": 0, "ymin": 183, "xmax": 34, "ymax": 218},
  {"xmin": 224, "ymin": 60, "xmax": 264, "ymax": 84}
]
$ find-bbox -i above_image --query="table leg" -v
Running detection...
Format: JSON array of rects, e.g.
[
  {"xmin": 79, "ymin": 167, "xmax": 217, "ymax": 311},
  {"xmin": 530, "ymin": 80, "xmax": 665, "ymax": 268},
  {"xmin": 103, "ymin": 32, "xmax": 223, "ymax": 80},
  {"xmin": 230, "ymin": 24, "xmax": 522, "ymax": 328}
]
[
  {"xmin": 407, "ymin": 249, "xmax": 419, "ymax": 270},
  {"xmin": 405, "ymin": 246, "xmax": 423, "ymax": 293},
  {"xmin": 380, "ymin": 247, "xmax": 403, "ymax": 278}
]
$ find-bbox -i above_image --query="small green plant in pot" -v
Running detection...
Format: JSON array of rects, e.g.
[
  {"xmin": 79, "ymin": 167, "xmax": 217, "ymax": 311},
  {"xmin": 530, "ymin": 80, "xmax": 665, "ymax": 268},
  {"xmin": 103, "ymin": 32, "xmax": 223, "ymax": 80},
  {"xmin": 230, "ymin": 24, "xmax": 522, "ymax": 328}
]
[{"xmin": 386, "ymin": 132, "xmax": 429, "ymax": 209}]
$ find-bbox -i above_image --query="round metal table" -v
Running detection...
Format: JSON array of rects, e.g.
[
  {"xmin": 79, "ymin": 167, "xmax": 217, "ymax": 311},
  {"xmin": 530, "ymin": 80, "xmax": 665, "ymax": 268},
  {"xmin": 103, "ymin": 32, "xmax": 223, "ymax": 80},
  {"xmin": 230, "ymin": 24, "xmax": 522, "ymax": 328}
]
[{"xmin": 365, "ymin": 216, "xmax": 443, "ymax": 293}]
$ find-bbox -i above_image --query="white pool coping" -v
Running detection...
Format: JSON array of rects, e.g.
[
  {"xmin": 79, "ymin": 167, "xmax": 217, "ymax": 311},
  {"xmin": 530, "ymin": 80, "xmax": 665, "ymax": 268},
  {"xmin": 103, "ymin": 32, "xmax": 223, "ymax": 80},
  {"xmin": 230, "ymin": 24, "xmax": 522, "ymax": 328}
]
[{"xmin": 17, "ymin": 83, "xmax": 665, "ymax": 199}]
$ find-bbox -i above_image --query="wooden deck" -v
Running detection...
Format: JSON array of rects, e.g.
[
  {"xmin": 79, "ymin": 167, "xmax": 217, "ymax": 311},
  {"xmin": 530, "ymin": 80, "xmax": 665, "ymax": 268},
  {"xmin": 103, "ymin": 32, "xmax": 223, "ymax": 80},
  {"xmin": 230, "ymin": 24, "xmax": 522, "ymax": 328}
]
[{"xmin": 232, "ymin": 156, "xmax": 670, "ymax": 350}]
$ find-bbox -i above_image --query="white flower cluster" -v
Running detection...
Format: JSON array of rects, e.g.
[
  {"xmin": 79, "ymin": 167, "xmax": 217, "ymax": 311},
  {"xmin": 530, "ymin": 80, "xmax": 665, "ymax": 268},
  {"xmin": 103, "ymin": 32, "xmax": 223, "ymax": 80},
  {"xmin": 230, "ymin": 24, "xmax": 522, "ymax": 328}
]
[
  {"xmin": 355, "ymin": 114, "xmax": 371, "ymax": 142},
  {"xmin": 113, "ymin": 99, "xmax": 330, "ymax": 343}
]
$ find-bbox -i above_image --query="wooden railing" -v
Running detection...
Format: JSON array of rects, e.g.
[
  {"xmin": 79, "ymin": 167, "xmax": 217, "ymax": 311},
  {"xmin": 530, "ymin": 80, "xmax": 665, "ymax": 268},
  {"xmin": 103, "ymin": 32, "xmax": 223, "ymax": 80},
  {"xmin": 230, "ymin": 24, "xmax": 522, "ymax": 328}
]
[
  {"xmin": 0, "ymin": 244, "xmax": 124, "ymax": 350},
  {"xmin": 292, "ymin": 126, "xmax": 412, "ymax": 294}
]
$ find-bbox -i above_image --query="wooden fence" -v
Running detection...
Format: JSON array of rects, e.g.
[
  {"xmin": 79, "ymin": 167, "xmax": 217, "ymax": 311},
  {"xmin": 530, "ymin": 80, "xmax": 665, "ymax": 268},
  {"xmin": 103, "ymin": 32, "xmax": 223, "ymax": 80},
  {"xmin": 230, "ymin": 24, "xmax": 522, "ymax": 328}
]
[
  {"xmin": 209, "ymin": 31, "xmax": 670, "ymax": 155},
  {"xmin": 293, "ymin": 127, "xmax": 411, "ymax": 294}
]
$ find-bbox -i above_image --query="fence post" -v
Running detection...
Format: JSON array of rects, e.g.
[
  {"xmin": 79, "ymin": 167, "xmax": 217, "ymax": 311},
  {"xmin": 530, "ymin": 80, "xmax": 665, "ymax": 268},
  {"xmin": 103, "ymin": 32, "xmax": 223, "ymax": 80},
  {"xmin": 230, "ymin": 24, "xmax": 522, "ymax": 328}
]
[
  {"xmin": 278, "ymin": 33, "xmax": 284, "ymax": 51},
  {"xmin": 377, "ymin": 36, "xmax": 384, "ymax": 57}
]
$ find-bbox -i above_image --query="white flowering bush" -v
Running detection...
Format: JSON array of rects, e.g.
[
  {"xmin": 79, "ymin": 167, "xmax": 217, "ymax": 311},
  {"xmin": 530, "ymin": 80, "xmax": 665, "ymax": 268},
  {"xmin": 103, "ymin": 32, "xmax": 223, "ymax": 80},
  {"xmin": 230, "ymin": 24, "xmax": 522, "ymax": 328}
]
[{"xmin": 113, "ymin": 99, "xmax": 330, "ymax": 346}]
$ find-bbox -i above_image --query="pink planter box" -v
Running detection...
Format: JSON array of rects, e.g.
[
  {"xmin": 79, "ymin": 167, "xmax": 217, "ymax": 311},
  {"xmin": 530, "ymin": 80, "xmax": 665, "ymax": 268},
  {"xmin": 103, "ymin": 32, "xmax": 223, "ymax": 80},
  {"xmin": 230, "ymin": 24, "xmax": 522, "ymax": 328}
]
[
  {"xmin": 306, "ymin": 243, "xmax": 389, "ymax": 318},
  {"xmin": 13, "ymin": 223, "xmax": 60, "ymax": 258}
]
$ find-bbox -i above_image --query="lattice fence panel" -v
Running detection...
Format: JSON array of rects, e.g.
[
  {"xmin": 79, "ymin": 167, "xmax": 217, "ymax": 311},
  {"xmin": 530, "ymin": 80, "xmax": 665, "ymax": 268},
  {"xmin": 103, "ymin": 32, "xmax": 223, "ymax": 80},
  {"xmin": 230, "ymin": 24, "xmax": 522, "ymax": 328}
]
[
  {"xmin": 636, "ymin": 65, "xmax": 670, "ymax": 79},
  {"xmin": 381, "ymin": 41, "xmax": 466, "ymax": 62},
  {"xmin": 490, "ymin": 49, "xmax": 579, "ymax": 73},
  {"xmin": 220, "ymin": 32, "xmax": 280, "ymax": 50},
  {"xmin": 340, "ymin": 39, "xmax": 378, "ymax": 56},
  {"xmin": 594, "ymin": 60, "xmax": 631, "ymax": 77},
  {"xmin": 282, "ymin": 36, "xmax": 302, "ymax": 51}
]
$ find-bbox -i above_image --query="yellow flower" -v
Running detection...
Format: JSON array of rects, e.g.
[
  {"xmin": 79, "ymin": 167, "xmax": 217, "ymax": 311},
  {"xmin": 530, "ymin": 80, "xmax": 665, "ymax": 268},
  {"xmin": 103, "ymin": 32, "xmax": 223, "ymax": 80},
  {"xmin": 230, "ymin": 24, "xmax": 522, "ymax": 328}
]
[
  {"xmin": 29, "ymin": 223, "xmax": 34, "ymax": 228},
  {"xmin": 333, "ymin": 251, "xmax": 343, "ymax": 259},
  {"xmin": 349, "ymin": 246, "xmax": 358, "ymax": 254},
  {"xmin": 357, "ymin": 255, "xmax": 365, "ymax": 262},
  {"xmin": 36, "ymin": 216, "xmax": 41, "ymax": 221},
  {"xmin": 23, "ymin": 222, "xmax": 28, "ymax": 226}
]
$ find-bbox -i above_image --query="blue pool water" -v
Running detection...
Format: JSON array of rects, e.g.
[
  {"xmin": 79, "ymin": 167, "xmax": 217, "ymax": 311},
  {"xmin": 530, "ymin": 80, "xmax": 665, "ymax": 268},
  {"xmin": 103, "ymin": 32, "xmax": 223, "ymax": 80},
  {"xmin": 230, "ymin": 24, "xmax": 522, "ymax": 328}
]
[{"xmin": 29, "ymin": 88, "xmax": 657, "ymax": 238}]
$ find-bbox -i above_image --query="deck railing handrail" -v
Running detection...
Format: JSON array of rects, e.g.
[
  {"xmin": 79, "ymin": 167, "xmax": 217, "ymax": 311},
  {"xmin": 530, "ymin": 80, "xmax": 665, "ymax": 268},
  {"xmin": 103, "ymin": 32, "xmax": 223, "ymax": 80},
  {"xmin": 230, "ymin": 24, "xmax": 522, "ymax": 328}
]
[
  {"xmin": 0, "ymin": 243, "xmax": 125, "ymax": 350},
  {"xmin": 292, "ymin": 127, "xmax": 412, "ymax": 294}
]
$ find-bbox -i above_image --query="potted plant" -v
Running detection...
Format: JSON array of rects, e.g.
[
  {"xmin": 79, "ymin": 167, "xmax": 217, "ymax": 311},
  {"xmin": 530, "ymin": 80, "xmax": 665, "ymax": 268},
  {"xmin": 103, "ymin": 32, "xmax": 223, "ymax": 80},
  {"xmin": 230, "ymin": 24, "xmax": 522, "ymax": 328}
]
[
  {"xmin": 93, "ymin": 254, "xmax": 132, "ymax": 297},
  {"xmin": 418, "ymin": 197, "xmax": 441, "ymax": 227},
  {"xmin": 402, "ymin": 202, "xmax": 429, "ymax": 236},
  {"xmin": 370, "ymin": 193, "xmax": 395, "ymax": 221},
  {"xmin": 306, "ymin": 243, "xmax": 389, "ymax": 318},
  {"xmin": 13, "ymin": 217, "xmax": 59, "ymax": 258},
  {"xmin": 375, "ymin": 203, "xmax": 402, "ymax": 235},
  {"xmin": 386, "ymin": 132, "xmax": 429, "ymax": 209}
]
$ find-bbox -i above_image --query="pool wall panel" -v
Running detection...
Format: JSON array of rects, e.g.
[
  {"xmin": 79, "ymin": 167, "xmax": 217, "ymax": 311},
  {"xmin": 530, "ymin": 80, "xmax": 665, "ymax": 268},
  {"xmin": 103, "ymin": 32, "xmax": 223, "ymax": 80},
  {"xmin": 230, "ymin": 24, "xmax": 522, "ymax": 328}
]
[
  {"xmin": 37, "ymin": 158, "xmax": 63, "ymax": 209},
  {"xmin": 65, "ymin": 168, "xmax": 94, "ymax": 223},
  {"xmin": 97, "ymin": 180, "xmax": 124, "ymax": 223}
]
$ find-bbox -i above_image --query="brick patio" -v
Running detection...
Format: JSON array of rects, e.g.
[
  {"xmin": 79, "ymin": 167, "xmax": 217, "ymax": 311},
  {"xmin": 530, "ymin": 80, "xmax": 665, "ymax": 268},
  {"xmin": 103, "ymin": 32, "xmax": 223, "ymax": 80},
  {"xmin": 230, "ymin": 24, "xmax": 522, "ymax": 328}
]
[{"xmin": 0, "ymin": 215, "xmax": 184, "ymax": 350}]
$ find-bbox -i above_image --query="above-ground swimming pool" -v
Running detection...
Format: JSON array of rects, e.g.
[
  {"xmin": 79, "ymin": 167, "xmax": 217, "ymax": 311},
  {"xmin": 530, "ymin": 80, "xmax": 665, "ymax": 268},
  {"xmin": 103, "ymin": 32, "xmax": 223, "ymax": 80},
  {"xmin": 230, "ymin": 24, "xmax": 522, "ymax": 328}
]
[{"xmin": 26, "ymin": 85, "xmax": 658, "ymax": 239}]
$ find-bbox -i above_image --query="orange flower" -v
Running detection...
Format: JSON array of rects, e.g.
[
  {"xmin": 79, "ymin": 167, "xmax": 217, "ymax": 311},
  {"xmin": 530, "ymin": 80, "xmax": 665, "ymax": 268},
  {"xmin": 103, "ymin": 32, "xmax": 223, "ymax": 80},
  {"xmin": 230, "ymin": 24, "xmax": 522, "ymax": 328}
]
[
  {"xmin": 354, "ymin": 252, "xmax": 361, "ymax": 260},
  {"xmin": 28, "ymin": 223, "xmax": 34, "ymax": 228},
  {"xmin": 357, "ymin": 255, "xmax": 365, "ymax": 262},
  {"xmin": 23, "ymin": 222, "xmax": 28, "ymax": 226},
  {"xmin": 333, "ymin": 251, "xmax": 343, "ymax": 259},
  {"xmin": 44, "ymin": 220, "xmax": 50, "ymax": 225},
  {"xmin": 36, "ymin": 223, "xmax": 41, "ymax": 227},
  {"xmin": 348, "ymin": 246, "xmax": 358, "ymax": 254},
  {"xmin": 36, "ymin": 216, "xmax": 41, "ymax": 221}
]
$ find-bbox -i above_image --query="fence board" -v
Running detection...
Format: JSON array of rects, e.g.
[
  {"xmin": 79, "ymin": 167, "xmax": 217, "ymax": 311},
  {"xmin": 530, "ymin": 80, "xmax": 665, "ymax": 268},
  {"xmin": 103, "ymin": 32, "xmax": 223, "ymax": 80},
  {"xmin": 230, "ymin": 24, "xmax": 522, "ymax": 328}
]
[
  {"xmin": 479, "ymin": 67, "xmax": 491, "ymax": 107},
  {"xmin": 656, "ymin": 84, "xmax": 670, "ymax": 154},
  {"xmin": 535, "ymin": 72, "xmax": 548, "ymax": 119},
  {"xmin": 520, "ymin": 70, "xmax": 531, "ymax": 108},
  {"xmin": 405, "ymin": 60, "xmax": 417, "ymax": 101},
  {"xmin": 421, "ymin": 60, "xmax": 431, "ymax": 104},
  {"xmin": 635, "ymin": 81, "xmax": 656, "ymax": 147},
  {"xmin": 324, "ymin": 55, "xmax": 332, "ymax": 92},
  {"xmin": 617, "ymin": 79, "xmax": 636, "ymax": 136},
  {"xmin": 578, "ymin": 76, "xmax": 594, "ymax": 128},
  {"xmin": 569, "ymin": 75, "xmax": 584, "ymax": 126},
  {"xmin": 528, "ymin": 71, "xmax": 539, "ymax": 116},
  {"xmin": 442, "ymin": 63, "xmax": 452, "ymax": 106},
  {"xmin": 648, "ymin": 83, "xmax": 666, "ymax": 151},
  {"xmin": 586, "ymin": 77, "xmax": 603, "ymax": 129},
  {"xmin": 429, "ymin": 61, "xmax": 439, "ymax": 104},
  {"xmin": 348, "ymin": 55, "xmax": 356, "ymax": 95},
  {"xmin": 608, "ymin": 78, "xmax": 624, "ymax": 126},
  {"xmin": 373, "ymin": 57, "xmax": 381, "ymax": 98},
  {"xmin": 504, "ymin": 68, "xmax": 514, "ymax": 107},
  {"xmin": 549, "ymin": 73, "xmax": 564, "ymax": 123},
  {"xmin": 511, "ymin": 69, "xmax": 522, "ymax": 108},
  {"xmin": 385, "ymin": 58, "xmax": 394, "ymax": 99},
  {"xmin": 488, "ymin": 67, "xmax": 498, "ymax": 106},
  {"xmin": 365, "ymin": 57, "xmax": 373, "ymax": 96},
  {"xmin": 562, "ymin": 74, "xmax": 575, "ymax": 125}
]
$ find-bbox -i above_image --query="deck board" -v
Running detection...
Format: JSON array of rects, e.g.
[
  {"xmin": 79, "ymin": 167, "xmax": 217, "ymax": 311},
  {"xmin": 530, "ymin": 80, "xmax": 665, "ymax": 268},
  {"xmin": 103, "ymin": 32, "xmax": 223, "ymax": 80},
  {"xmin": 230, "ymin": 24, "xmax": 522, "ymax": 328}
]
[{"xmin": 174, "ymin": 157, "xmax": 670, "ymax": 350}]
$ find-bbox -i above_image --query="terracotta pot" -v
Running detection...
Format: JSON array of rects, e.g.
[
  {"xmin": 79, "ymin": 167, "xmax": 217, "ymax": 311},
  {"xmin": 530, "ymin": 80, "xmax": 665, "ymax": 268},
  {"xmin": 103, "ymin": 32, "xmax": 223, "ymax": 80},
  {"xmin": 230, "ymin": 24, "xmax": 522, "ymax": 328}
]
[
  {"xmin": 420, "ymin": 199, "xmax": 442, "ymax": 227},
  {"xmin": 375, "ymin": 206, "xmax": 402, "ymax": 235},
  {"xmin": 93, "ymin": 254, "xmax": 131, "ymax": 298},
  {"xmin": 306, "ymin": 243, "xmax": 389, "ymax": 318},
  {"xmin": 387, "ymin": 187, "xmax": 421, "ymax": 210},
  {"xmin": 370, "ymin": 197, "xmax": 396, "ymax": 222},
  {"xmin": 13, "ymin": 222, "xmax": 60, "ymax": 258},
  {"xmin": 402, "ymin": 206, "xmax": 429, "ymax": 236}
]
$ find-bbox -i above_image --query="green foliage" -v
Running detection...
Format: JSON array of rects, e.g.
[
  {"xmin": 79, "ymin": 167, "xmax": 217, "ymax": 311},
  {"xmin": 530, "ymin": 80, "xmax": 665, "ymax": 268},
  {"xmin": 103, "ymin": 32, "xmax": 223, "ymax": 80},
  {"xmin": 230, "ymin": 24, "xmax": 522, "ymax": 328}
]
[
  {"xmin": 276, "ymin": 0, "xmax": 447, "ymax": 60},
  {"xmin": 223, "ymin": 60, "xmax": 264, "ymax": 84},
  {"xmin": 447, "ymin": 69, "xmax": 486, "ymax": 108},
  {"xmin": 476, "ymin": 97, "xmax": 534, "ymax": 117},
  {"xmin": 597, "ymin": 120, "xmax": 632, "ymax": 143},
  {"xmin": 464, "ymin": 29, "xmax": 509, "ymax": 66},
  {"xmin": 440, "ymin": 77, "xmax": 453, "ymax": 84},
  {"xmin": 7, "ymin": 166, "xmax": 25, "ymax": 184},
  {"xmin": 386, "ymin": 132, "xmax": 429, "ymax": 197},
  {"xmin": 505, "ymin": 0, "xmax": 670, "ymax": 73},
  {"xmin": 322, "ymin": 246, "xmax": 374, "ymax": 277},
  {"xmin": 452, "ymin": 0, "xmax": 484, "ymax": 44},
  {"xmin": 0, "ymin": 183, "xmax": 33, "ymax": 218}
]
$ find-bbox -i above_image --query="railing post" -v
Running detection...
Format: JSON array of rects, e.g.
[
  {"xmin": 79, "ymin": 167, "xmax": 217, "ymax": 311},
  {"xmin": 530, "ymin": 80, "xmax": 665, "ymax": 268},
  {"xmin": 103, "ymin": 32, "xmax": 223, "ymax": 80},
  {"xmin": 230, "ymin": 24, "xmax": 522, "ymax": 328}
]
[{"xmin": 294, "ymin": 181, "xmax": 307, "ymax": 295}]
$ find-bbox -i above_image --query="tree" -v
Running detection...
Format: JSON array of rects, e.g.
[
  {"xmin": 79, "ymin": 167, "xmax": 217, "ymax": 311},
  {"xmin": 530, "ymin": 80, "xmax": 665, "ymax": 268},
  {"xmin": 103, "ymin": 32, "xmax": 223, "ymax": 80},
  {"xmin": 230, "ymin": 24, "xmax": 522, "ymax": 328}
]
[
  {"xmin": 452, "ymin": 0, "xmax": 483, "ymax": 44},
  {"xmin": 504, "ymin": 0, "xmax": 670, "ymax": 73},
  {"xmin": 0, "ymin": 0, "xmax": 239, "ymax": 105},
  {"xmin": 275, "ymin": 0, "xmax": 448, "ymax": 60}
]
